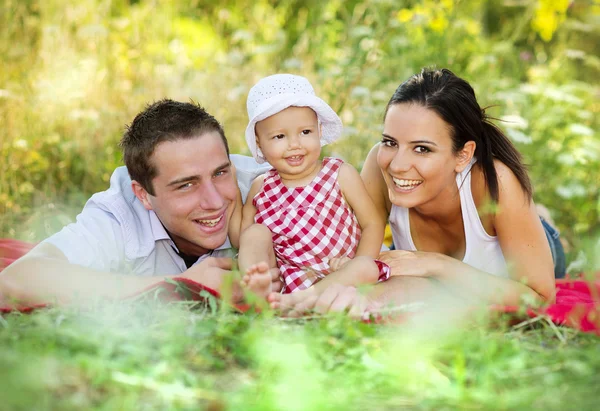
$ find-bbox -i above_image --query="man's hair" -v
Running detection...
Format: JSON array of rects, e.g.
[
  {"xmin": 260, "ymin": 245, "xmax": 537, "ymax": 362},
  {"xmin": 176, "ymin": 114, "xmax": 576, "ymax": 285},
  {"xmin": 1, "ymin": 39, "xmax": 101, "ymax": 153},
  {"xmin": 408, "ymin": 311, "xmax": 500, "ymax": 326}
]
[{"xmin": 120, "ymin": 99, "xmax": 230, "ymax": 195}]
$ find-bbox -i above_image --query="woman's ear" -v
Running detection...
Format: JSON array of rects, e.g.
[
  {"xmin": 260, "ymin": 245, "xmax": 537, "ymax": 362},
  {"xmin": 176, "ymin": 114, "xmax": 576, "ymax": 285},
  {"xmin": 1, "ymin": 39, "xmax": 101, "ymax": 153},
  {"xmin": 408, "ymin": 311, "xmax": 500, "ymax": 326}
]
[{"xmin": 455, "ymin": 141, "xmax": 476, "ymax": 173}]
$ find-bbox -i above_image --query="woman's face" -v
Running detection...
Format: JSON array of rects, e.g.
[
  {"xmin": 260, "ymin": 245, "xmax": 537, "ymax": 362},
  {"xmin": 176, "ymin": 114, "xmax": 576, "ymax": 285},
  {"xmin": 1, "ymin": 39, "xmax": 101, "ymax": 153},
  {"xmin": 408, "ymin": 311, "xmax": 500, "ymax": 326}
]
[{"xmin": 377, "ymin": 103, "xmax": 467, "ymax": 210}]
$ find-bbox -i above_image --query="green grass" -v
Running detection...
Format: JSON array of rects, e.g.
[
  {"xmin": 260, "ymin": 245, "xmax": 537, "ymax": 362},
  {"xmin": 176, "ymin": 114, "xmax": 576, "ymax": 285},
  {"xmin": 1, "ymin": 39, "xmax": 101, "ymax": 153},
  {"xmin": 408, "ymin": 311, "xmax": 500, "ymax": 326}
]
[{"xmin": 1, "ymin": 301, "xmax": 599, "ymax": 410}]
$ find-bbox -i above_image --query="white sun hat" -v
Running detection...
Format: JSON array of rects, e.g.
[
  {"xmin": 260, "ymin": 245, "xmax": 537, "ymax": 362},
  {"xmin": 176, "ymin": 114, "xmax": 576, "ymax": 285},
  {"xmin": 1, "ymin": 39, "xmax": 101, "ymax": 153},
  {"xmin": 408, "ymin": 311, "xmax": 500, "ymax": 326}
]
[{"xmin": 245, "ymin": 74, "xmax": 343, "ymax": 163}]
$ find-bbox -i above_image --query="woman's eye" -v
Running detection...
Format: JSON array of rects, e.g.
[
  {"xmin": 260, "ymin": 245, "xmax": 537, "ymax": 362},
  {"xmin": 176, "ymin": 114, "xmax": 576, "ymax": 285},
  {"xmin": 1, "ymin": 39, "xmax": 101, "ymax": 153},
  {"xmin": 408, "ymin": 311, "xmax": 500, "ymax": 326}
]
[
  {"xmin": 381, "ymin": 139, "xmax": 397, "ymax": 148},
  {"xmin": 414, "ymin": 146, "xmax": 431, "ymax": 154}
]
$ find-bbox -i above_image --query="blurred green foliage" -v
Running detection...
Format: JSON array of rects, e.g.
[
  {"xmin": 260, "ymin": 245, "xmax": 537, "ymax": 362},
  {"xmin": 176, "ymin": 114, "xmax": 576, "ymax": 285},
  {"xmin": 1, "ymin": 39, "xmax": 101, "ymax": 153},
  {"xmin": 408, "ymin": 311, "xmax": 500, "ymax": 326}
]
[
  {"xmin": 1, "ymin": 0, "xmax": 599, "ymax": 254},
  {"xmin": 1, "ymin": 301, "xmax": 599, "ymax": 410}
]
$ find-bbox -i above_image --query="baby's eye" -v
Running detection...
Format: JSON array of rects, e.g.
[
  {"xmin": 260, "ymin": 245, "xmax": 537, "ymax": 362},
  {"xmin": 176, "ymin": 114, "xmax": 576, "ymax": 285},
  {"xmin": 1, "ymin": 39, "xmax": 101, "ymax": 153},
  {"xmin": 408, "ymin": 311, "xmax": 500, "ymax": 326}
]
[
  {"xmin": 273, "ymin": 134, "xmax": 285, "ymax": 140},
  {"xmin": 381, "ymin": 139, "xmax": 397, "ymax": 148},
  {"xmin": 301, "ymin": 129, "xmax": 312, "ymax": 135},
  {"xmin": 414, "ymin": 145, "xmax": 431, "ymax": 154}
]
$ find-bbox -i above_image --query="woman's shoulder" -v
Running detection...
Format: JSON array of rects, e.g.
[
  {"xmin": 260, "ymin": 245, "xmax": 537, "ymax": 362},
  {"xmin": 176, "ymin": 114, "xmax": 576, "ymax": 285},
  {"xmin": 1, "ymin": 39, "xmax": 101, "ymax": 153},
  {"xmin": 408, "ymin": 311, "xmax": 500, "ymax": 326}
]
[
  {"xmin": 469, "ymin": 161, "xmax": 498, "ymax": 234},
  {"xmin": 469, "ymin": 162, "xmax": 489, "ymax": 205},
  {"xmin": 471, "ymin": 160, "xmax": 524, "ymax": 203},
  {"xmin": 471, "ymin": 159, "xmax": 529, "ymax": 227}
]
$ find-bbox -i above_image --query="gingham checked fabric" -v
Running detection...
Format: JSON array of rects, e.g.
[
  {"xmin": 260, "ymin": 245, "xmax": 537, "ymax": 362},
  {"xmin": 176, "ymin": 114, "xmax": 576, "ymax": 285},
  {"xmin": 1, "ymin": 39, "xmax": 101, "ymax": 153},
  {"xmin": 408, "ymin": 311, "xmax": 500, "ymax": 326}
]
[{"xmin": 253, "ymin": 157, "xmax": 389, "ymax": 294}]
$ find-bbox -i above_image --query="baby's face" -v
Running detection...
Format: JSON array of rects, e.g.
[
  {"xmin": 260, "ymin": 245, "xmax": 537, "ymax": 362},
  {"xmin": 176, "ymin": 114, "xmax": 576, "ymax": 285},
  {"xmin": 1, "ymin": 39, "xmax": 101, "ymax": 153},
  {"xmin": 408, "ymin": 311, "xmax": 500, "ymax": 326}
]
[{"xmin": 255, "ymin": 106, "xmax": 322, "ymax": 182}]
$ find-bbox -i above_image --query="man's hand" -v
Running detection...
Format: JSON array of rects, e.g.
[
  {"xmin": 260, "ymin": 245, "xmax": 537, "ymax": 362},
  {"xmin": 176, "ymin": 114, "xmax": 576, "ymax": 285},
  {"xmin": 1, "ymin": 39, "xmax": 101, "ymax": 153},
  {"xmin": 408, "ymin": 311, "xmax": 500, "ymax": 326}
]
[{"xmin": 182, "ymin": 257, "xmax": 233, "ymax": 293}]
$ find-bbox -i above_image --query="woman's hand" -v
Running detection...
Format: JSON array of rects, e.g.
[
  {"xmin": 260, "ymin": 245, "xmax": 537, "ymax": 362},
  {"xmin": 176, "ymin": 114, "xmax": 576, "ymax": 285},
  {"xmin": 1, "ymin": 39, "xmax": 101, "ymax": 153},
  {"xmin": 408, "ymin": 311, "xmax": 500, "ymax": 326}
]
[
  {"xmin": 377, "ymin": 250, "xmax": 451, "ymax": 278},
  {"xmin": 269, "ymin": 283, "xmax": 380, "ymax": 319},
  {"xmin": 329, "ymin": 256, "xmax": 351, "ymax": 272}
]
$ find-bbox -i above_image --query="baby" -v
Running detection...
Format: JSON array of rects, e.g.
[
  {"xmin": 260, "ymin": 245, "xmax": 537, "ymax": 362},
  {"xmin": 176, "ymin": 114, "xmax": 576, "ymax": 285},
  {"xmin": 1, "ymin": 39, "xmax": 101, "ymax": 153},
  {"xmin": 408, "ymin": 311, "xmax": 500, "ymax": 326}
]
[{"xmin": 229, "ymin": 74, "xmax": 389, "ymax": 309}]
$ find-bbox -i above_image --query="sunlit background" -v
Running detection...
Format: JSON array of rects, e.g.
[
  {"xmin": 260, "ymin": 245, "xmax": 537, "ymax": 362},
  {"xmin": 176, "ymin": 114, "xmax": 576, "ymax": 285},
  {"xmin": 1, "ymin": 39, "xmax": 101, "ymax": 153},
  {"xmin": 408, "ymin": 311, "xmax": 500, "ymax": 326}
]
[{"xmin": 1, "ymin": 0, "xmax": 599, "ymax": 262}]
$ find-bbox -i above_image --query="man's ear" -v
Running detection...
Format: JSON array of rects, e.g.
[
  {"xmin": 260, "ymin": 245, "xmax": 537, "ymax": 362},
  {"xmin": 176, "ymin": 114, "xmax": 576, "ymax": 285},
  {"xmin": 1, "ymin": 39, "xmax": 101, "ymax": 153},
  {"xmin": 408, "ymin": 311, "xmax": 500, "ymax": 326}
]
[
  {"xmin": 455, "ymin": 141, "xmax": 476, "ymax": 173},
  {"xmin": 131, "ymin": 180, "xmax": 153, "ymax": 211}
]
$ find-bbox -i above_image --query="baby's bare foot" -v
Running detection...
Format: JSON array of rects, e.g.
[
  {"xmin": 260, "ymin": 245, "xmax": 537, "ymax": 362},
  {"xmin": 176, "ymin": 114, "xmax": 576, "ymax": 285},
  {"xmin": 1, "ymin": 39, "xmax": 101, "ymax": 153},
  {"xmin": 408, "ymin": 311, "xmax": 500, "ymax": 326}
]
[
  {"xmin": 268, "ymin": 287, "xmax": 315, "ymax": 312},
  {"xmin": 267, "ymin": 292, "xmax": 282, "ymax": 310},
  {"xmin": 241, "ymin": 261, "xmax": 272, "ymax": 298}
]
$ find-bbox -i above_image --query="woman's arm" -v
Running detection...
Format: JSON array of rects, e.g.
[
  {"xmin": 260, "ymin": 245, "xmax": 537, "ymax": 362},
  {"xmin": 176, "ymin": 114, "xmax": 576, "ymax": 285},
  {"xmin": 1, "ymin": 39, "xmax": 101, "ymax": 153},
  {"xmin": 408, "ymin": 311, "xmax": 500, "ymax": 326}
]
[
  {"xmin": 377, "ymin": 250, "xmax": 546, "ymax": 306},
  {"xmin": 338, "ymin": 163, "xmax": 385, "ymax": 258},
  {"xmin": 377, "ymin": 160, "xmax": 556, "ymax": 306},
  {"xmin": 491, "ymin": 160, "xmax": 556, "ymax": 301}
]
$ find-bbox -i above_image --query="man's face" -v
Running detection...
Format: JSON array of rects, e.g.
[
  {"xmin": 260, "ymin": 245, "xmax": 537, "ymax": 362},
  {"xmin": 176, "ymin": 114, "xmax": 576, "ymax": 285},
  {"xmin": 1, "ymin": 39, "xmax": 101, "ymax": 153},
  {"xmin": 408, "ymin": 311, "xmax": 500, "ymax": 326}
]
[{"xmin": 133, "ymin": 132, "xmax": 237, "ymax": 256}]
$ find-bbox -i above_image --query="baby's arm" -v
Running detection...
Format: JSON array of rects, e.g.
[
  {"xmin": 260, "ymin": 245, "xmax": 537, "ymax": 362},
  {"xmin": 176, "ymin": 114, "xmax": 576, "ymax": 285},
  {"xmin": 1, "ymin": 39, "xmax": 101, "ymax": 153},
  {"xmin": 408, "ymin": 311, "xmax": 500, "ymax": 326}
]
[
  {"xmin": 338, "ymin": 163, "xmax": 385, "ymax": 258},
  {"xmin": 228, "ymin": 187, "xmax": 243, "ymax": 249},
  {"xmin": 241, "ymin": 175, "xmax": 263, "ymax": 232},
  {"xmin": 228, "ymin": 173, "xmax": 266, "ymax": 249},
  {"xmin": 269, "ymin": 256, "xmax": 379, "ymax": 309}
]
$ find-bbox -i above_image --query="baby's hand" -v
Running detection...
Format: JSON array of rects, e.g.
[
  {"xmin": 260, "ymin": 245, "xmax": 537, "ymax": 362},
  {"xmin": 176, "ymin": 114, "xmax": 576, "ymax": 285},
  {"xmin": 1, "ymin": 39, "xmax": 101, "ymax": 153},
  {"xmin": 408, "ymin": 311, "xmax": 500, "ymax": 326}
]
[{"xmin": 329, "ymin": 256, "xmax": 352, "ymax": 272}]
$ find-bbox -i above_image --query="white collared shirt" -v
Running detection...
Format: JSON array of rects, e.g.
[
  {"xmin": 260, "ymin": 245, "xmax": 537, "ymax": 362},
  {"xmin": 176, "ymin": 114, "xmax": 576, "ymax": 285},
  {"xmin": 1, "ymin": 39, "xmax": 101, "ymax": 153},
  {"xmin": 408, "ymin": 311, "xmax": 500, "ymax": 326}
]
[{"xmin": 44, "ymin": 155, "xmax": 271, "ymax": 276}]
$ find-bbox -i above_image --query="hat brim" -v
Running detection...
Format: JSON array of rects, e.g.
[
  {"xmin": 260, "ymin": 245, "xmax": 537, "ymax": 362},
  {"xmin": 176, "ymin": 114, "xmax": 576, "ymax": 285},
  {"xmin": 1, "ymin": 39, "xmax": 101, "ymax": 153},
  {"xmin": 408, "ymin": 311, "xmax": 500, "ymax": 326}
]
[{"xmin": 245, "ymin": 93, "xmax": 343, "ymax": 164}]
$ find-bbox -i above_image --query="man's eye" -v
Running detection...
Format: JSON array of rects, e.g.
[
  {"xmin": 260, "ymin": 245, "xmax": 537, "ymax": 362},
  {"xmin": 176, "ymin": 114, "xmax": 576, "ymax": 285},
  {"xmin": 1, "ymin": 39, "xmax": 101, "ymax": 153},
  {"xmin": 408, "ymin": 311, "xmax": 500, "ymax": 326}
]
[
  {"xmin": 214, "ymin": 169, "xmax": 228, "ymax": 177},
  {"xmin": 178, "ymin": 182, "xmax": 193, "ymax": 190},
  {"xmin": 414, "ymin": 146, "xmax": 431, "ymax": 154}
]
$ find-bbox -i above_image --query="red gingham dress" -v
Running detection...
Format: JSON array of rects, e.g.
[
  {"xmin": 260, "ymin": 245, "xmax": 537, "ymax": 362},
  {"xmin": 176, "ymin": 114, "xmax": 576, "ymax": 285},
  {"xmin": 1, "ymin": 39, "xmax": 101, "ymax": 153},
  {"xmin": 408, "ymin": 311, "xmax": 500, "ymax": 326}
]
[{"xmin": 253, "ymin": 157, "xmax": 389, "ymax": 294}]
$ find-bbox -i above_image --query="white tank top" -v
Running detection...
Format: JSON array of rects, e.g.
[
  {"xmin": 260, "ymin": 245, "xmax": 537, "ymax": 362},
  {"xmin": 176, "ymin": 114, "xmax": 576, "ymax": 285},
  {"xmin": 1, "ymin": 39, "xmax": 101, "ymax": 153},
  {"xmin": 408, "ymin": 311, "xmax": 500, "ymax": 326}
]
[{"xmin": 389, "ymin": 159, "xmax": 508, "ymax": 278}]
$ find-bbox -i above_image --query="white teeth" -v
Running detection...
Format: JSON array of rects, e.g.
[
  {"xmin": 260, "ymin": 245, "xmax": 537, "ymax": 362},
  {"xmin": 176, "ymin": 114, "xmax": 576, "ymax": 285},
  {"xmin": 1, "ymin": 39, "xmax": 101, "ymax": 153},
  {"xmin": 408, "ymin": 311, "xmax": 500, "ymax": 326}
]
[
  {"xmin": 196, "ymin": 215, "xmax": 223, "ymax": 227},
  {"xmin": 392, "ymin": 177, "xmax": 423, "ymax": 187}
]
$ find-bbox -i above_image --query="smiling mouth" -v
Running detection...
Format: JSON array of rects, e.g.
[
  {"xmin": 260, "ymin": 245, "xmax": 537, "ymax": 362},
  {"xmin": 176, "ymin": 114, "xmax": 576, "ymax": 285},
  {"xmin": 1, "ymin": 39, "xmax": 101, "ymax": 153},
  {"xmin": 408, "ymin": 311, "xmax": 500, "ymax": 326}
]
[
  {"xmin": 392, "ymin": 177, "xmax": 423, "ymax": 189},
  {"xmin": 194, "ymin": 214, "xmax": 223, "ymax": 227}
]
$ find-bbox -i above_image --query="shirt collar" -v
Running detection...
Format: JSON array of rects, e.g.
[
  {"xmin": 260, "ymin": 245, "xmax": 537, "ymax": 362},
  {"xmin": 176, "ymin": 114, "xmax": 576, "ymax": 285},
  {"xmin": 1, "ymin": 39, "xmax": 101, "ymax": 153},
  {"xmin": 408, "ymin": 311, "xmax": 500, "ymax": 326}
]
[{"xmin": 148, "ymin": 210, "xmax": 231, "ymax": 253}]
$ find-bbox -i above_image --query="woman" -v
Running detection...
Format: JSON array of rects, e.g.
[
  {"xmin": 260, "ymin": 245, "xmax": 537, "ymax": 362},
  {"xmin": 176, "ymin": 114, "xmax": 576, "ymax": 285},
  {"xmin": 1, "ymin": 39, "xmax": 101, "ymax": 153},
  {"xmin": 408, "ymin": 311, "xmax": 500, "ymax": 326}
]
[
  {"xmin": 360, "ymin": 67, "xmax": 564, "ymax": 307},
  {"xmin": 279, "ymin": 68, "xmax": 566, "ymax": 316}
]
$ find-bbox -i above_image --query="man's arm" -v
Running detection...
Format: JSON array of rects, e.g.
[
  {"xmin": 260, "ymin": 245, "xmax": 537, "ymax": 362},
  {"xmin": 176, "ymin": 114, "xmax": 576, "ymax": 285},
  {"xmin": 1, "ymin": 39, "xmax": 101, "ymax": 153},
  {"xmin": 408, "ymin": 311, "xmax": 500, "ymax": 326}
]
[
  {"xmin": 0, "ymin": 242, "xmax": 159, "ymax": 306},
  {"xmin": 0, "ymin": 242, "xmax": 233, "ymax": 308}
]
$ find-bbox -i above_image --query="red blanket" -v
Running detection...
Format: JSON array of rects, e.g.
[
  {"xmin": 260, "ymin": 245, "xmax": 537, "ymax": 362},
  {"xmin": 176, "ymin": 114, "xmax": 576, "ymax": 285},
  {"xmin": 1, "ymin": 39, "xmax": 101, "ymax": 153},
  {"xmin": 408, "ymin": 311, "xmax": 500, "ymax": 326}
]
[{"xmin": 1, "ymin": 239, "xmax": 599, "ymax": 334}]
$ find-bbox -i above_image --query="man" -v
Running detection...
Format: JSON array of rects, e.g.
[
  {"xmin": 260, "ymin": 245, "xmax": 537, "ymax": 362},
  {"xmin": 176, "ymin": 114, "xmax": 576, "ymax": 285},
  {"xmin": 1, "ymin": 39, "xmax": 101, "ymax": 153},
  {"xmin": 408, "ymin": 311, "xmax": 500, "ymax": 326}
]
[{"xmin": 0, "ymin": 99, "xmax": 279, "ymax": 307}]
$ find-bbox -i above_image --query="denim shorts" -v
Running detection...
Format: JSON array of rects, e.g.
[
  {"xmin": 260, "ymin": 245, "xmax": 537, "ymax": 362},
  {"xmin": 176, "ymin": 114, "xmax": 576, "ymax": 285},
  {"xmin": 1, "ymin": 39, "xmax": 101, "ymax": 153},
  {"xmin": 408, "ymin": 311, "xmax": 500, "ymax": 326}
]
[
  {"xmin": 540, "ymin": 217, "xmax": 566, "ymax": 279},
  {"xmin": 388, "ymin": 218, "xmax": 567, "ymax": 279}
]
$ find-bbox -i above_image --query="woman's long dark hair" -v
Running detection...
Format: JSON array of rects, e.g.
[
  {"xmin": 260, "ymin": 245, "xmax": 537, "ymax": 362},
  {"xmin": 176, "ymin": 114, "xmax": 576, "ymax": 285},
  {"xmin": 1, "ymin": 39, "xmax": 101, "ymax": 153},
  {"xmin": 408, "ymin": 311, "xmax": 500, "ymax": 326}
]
[{"xmin": 384, "ymin": 68, "xmax": 532, "ymax": 203}]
